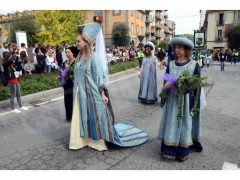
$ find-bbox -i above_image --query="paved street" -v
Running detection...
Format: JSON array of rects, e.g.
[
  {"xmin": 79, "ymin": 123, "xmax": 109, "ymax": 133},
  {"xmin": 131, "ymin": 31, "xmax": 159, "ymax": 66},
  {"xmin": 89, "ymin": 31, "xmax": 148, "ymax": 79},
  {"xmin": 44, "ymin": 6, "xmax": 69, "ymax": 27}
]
[{"xmin": 0, "ymin": 62, "xmax": 240, "ymax": 170}]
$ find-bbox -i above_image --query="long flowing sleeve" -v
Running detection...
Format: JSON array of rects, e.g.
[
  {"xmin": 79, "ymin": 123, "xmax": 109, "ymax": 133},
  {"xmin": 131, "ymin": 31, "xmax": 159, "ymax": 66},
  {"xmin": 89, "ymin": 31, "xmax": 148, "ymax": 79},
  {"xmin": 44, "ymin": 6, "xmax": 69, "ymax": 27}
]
[{"xmin": 90, "ymin": 54, "xmax": 106, "ymax": 92}]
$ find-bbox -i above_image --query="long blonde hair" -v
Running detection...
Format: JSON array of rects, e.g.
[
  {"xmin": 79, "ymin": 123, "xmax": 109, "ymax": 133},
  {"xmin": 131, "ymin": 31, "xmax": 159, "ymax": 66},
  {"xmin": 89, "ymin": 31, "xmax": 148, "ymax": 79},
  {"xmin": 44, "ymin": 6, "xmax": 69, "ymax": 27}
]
[{"xmin": 78, "ymin": 35, "xmax": 92, "ymax": 61}]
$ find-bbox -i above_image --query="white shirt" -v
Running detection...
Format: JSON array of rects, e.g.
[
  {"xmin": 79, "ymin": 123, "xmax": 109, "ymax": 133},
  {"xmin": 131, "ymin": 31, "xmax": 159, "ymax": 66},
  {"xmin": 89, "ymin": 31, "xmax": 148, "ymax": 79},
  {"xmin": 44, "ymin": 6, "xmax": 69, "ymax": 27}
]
[{"xmin": 46, "ymin": 56, "xmax": 55, "ymax": 65}]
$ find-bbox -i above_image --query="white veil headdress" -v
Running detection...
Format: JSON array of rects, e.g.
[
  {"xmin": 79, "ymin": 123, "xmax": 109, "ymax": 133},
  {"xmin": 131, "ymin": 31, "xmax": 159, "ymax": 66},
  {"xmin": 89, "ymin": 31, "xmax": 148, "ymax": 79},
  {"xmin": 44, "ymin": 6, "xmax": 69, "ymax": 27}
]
[{"xmin": 95, "ymin": 27, "xmax": 109, "ymax": 86}]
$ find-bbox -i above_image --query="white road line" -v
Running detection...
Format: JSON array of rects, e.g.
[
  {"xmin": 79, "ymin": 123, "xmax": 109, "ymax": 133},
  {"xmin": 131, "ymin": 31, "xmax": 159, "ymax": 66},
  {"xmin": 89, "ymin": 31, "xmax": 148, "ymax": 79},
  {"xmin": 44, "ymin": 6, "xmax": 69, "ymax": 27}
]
[
  {"xmin": 35, "ymin": 101, "xmax": 49, "ymax": 106},
  {"xmin": 109, "ymin": 72, "xmax": 139, "ymax": 84},
  {"xmin": 51, "ymin": 96, "xmax": 64, "ymax": 102},
  {"xmin": 222, "ymin": 161, "xmax": 240, "ymax": 170}
]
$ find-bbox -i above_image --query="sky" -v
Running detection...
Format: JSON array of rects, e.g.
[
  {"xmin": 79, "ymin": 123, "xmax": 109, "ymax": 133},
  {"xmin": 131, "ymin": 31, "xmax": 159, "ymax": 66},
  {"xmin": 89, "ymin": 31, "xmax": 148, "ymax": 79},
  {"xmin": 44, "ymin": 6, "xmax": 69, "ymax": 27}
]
[{"xmin": 167, "ymin": 9, "xmax": 201, "ymax": 35}]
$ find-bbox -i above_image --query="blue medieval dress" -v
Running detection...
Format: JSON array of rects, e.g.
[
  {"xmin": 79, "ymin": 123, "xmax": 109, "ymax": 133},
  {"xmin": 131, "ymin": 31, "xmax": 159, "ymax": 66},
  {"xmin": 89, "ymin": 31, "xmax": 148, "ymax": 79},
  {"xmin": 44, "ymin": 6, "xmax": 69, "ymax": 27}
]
[
  {"xmin": 158, "ymin": 59, "xmax": 203, "ymax": 161},
  {"xmin": 138, "ymin": 55, "xmax": 158, "ymax": 104},
  {"xmin": 69, "ymin": 53, "xmax": 148, "ymax": 151}
]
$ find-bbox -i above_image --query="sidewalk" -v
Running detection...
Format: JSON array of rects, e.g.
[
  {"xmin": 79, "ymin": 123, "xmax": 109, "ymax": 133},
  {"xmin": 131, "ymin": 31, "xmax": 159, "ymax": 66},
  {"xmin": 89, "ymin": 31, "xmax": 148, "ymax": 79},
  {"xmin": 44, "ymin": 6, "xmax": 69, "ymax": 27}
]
[{"xmin": 0, "ymin": 67, "xmax": 140, "ymax": 115}]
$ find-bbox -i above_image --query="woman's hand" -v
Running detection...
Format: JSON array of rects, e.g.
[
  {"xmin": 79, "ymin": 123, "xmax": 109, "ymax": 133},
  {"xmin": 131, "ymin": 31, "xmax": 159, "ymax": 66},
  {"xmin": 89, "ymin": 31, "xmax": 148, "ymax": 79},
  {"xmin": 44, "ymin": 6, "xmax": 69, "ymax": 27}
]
[
  {"xmin": 164, "ymin": 82, "xmax": 174, "ymax": 89},
  {"xmin": 101, "ymin": 91, "xmax": 109, "ymax": 104}
]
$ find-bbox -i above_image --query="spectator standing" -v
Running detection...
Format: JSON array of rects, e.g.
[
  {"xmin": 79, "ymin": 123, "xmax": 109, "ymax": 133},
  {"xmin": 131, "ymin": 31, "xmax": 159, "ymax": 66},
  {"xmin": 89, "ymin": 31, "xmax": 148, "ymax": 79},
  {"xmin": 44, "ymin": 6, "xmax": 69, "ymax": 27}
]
[
  {"xmin": 219, "ymin": 49, "xmax": 227, "ymax": 71},
  {"xmin": 3, "ymin": 52, "xmax": 28, "ymax": 113},
  {"xmin": 45, "ymin": 49, "xmax": 55, "ymax": 73},
  {"xmin": 35, "ymin": 47, "xmax": 46, "ymax": 73}
]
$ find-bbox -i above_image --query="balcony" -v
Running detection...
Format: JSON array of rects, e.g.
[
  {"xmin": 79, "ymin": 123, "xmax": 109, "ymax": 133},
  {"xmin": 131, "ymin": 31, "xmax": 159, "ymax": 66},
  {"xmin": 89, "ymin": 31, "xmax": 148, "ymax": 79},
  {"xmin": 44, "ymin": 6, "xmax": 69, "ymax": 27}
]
[
  {"xmin": 217, "ymin": 21, "xmax": 224, "ymax": 26},
  {"xmin": 155, "ymin": 24, "xmax": 161, "ymax": 29},
  {"xmin": 145, "ymin": 18, "xmax": 152, "ymax": 24},
  {"xmin": 215, "ymin": 37, "xmax": 223, "ymax": 41},
  {"xmin": 155, "ymin": 34, "xmax": 161, "ymax": 39},
  {"xmin": 164, "ymin": 13, "xmax": 168, "ymax": 18},
  {"xmin": 165, "ymin": 30, "xmax": 171, "ymax": 35},
  {"xmin": 155, "ymin": 15, "xmax": 161, "ymax": 21}
]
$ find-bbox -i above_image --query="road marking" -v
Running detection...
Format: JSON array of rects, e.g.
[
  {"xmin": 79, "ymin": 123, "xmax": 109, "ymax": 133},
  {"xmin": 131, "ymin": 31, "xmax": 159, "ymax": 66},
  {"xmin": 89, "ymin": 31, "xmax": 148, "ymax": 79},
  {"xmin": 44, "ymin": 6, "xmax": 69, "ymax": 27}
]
[
  {"xmin": 51, "ymin": 96, "xmax": 64, "ymax": 102},
  {"xmin": 35, "ymin": 101, "xmax": 49, "ymax": 106},
  {"xmin": 109, "ymin": 72, "xmax": 139, "ymax": 84},
  {"xmin": 222, "ymin": 161, "xmax": 240, "ymax": 170}
]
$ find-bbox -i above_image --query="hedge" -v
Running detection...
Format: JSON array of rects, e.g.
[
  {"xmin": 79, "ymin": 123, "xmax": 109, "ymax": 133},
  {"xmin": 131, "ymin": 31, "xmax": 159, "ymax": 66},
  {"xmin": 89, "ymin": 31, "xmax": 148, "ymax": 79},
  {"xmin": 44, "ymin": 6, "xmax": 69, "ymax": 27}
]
[{"xmin": 0, "ymin": 59, "xmax": 139, "ymax": 101}]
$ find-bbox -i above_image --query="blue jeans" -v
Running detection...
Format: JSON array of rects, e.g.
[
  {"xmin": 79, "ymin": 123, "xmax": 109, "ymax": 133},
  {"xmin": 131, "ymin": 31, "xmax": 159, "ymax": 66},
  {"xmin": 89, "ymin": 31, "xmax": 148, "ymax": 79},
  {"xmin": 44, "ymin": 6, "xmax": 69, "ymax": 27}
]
[
  {"xmin": 47, "ymin": 65, "xmax": 52, "ymax": 73},
  {"xmin": 220, "ymin": 61, "xmax": 224, "ymax": 71},
  {"xmin": 233, "ymin": 57, "xmax": 237, "ymax": 64}
]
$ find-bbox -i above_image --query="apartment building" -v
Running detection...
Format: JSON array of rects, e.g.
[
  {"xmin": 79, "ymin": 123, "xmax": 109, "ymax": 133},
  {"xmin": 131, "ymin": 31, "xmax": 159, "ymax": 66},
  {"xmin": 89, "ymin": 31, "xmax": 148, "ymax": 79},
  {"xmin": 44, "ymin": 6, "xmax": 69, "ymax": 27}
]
[
  {"xmin": 145, "ymin": 10, "xmax": 170, "ymax": 44},
  {"xmin": 202, "ymin": 10, "xmax": 240, "ymax": 49}
]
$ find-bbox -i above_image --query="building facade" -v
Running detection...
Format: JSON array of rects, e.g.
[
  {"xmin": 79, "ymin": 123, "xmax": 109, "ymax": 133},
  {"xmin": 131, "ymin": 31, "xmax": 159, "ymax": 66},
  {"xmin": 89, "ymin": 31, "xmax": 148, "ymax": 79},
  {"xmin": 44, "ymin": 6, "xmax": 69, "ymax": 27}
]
[
  {"xmin": 202, "ymin": 10, "xmax": 240, "ymax": 49},
  {"xmin": 165, "ymin": 19, "xmax": 175, "ymax": 41},
  {"xmin": 84, "ymin": 10, "xmax": 146, "ymax": 47},
  {"xmin": 145, "ymin": 10, "xmax": 170, "ymax": 44}
]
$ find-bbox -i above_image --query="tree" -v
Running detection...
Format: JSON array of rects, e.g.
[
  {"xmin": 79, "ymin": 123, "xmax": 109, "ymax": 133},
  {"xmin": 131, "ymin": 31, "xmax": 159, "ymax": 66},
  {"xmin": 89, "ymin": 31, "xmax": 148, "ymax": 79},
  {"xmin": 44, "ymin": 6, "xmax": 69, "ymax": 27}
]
[
  {"xmin": 176, "ymin": 34, "xmax": 194, "ymax": 42},
  {"xmin": 112, "ymin": 23, "xmax": 130, "ymax": 46},
  {"xmin": 158, "ymin": 40, "xmax": 168, "ymax": 51},
  {"xmin": 35, "ymin": 10, "xmax": 85, "ymax": 46},
  {"xmin": 150, "ymin": 39, "xmax": 158, "ymax": 46},
  {"xmin": 9, "ymin": 11, "xmax": 37, "ymax": 47},
  {"xmin": 226, "ymin": 24, "xmax": 240, "ymax": 49}
]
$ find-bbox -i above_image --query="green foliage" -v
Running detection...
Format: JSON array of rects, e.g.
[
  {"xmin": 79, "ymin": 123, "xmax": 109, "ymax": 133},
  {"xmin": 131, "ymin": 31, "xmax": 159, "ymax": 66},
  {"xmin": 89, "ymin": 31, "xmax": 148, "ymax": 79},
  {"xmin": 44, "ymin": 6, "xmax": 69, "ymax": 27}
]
[
  {"xmin": 158, "ymin": 40, "xmax": 168, "ymax": 51},
  {"xmin": 0, "ymin": 61, "xmax": 139, "ymax": 101},
  {"xmin": 112, "ymin": 23, "xmax": 130, "ymax": 46},
  {"xmin": 109, "ymin": 59, "xmax": 138, "ymax": 74},
  {"xmin": 150, "ymin": 39, "xmax": 158, "ymax": 46},
  {"xmin": 35, "ymin": 10, "xmax": 85, "ymax": 46},
  {"xmin": 226, "ymin": 24, "xmax": 240, "ymax": 49},
  {"xmin": 9, "ymin": 12, "xmax": 37, "ymax": 47},
  {"xmin": 159, "ymin": 70, "xmax": 213, "ymax": 127},
  {"xmin": 0, "ymin": 72, "xmax": 59, "ymax": 101},
  {"xmin": 176, "ymin": 34, "xmax": 194, "ymax": 42},
  {"xmin": 0, "ymin": 86, "xmax": 10, "ymax": 101}
]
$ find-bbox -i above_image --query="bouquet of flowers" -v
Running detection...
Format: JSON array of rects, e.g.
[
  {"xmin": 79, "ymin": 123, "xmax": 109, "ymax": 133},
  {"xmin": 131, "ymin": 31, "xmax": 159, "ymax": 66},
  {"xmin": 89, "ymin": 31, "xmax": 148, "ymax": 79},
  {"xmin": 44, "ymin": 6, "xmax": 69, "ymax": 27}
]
[{"xmin": 159, "ymin": 70, "xmax": 212, "ymax": 127}]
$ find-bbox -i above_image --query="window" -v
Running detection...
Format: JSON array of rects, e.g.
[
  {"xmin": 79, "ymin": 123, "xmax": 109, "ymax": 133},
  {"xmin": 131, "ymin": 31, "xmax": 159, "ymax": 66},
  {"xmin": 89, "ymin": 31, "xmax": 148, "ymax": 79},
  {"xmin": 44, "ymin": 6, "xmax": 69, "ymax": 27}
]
[
  {"xmin": 131, "ymin": 23, "xmax": 134, "ymax": 34},
  {"xmin": 131, "ymin": 11, "xmax": 134, "ymax": 17},
  {"xmin": 95, "ymin": 10, "xmax": 102, "ymax": 16},
  {"xmin": 136, "ymin": 25, "xmax": 139, "ymax": 35},
  {"xmin": 218, "ymin": 13, "xmax": 224, "ymax": 25},
  {"xmin": 218, "ymin": 29, "xmax": 223, "ymax": 37},
  {"xmin": 113, "ymin": 10, "xmax": 121, "ymax": 16},
  {"xmin": 237, "ymin": 10, "xmax": 240, "ymax": 22}
]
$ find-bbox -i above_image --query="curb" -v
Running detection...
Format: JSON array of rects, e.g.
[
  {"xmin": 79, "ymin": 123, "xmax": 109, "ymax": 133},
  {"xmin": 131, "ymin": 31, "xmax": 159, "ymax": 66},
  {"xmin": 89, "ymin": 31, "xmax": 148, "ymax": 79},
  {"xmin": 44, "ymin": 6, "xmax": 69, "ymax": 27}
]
[
  {"xmin": 0, "ymin": 87, "xmax": 63, "ymax": 108},
  {"xmin": 0, "ymin": 67, "xmax": 139, "ymax": 106}
]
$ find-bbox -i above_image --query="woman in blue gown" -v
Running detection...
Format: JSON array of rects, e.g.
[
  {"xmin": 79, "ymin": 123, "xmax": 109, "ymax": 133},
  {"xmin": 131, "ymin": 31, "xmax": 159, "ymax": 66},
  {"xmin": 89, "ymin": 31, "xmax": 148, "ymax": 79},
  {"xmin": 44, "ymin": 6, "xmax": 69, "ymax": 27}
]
[
  {"xmin": 138, "ymin": 42, "xmax": 158, "ymax": 104},
  {"xmin": 158, "ymin": 37, "xmax": 203, "ymax": 162},
  {"xmin": 69, "ymin": 22, "xmax": 148, "ymax": 151}
]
